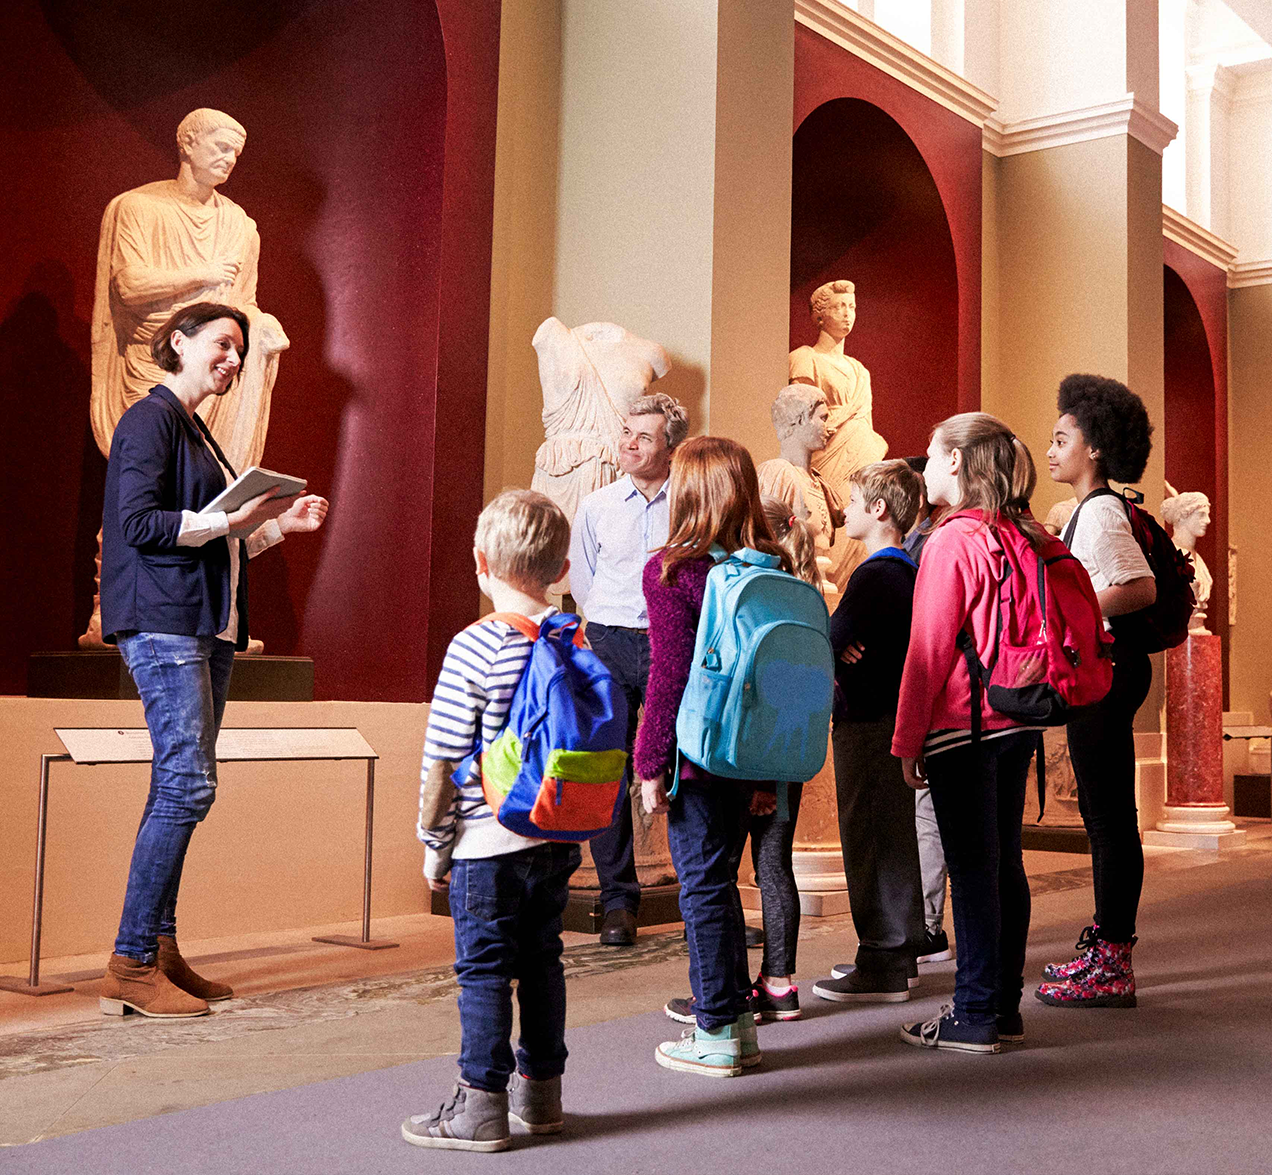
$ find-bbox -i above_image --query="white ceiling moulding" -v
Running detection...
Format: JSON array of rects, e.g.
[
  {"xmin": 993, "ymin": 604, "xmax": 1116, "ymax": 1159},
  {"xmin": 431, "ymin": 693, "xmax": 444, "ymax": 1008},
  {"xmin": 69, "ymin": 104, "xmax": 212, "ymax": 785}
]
[
  {"xmin": 983, "ymin": 95, "xmax": 1178, "ymax": 158},
  {"xmin": 794, "ymin": 0, "xmax": 998, "ymax": 128},
  {"xmin": 1229, "ymin": 260, "xmax": 1272, "ymax": 288},
  {"xmin": 1163, "ymin": 205, "xmax": 1239, "ymax": 272}
]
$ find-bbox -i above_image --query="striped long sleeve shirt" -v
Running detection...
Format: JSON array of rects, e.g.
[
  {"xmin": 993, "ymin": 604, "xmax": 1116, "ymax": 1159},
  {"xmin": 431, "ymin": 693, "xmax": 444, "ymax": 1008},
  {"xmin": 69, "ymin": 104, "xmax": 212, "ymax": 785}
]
[{"xmin": 416, "ymin": 612, "xmax": 550, "ymax": 880}]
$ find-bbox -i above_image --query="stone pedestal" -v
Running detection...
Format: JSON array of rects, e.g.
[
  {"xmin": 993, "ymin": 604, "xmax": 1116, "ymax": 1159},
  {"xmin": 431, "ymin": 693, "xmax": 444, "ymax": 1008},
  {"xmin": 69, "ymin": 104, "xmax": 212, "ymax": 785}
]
[{"xmin": 1144, "ymin": 633, "xmax": 1246, "ymax": 850}]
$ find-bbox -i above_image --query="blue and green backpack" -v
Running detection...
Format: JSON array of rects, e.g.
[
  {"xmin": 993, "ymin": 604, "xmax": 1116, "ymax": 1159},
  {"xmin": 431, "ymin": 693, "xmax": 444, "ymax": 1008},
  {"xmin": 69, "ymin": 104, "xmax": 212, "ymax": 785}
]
[
  {"xmin": 675, "ymin": 548, "xmax": 834, "ymax": 786},
  {"xmin": 455, "ymin": 612, "xmax": 629, "ymax": 842}
]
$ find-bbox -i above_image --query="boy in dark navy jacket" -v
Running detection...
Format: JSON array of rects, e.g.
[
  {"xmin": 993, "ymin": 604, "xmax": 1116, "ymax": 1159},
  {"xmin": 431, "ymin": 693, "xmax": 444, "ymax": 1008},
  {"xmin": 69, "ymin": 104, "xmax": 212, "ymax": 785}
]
[{"xmin": 813, "ymin": 459, "xmax": 928, "ymax": 1003}]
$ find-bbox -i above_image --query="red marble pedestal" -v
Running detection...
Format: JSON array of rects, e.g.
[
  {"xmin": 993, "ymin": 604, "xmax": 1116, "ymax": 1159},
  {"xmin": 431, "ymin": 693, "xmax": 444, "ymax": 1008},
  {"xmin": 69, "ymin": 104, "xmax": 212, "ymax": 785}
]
[{"xmin": 1144, "ymin": 633, "xmax": 1246, "ymax": 849}]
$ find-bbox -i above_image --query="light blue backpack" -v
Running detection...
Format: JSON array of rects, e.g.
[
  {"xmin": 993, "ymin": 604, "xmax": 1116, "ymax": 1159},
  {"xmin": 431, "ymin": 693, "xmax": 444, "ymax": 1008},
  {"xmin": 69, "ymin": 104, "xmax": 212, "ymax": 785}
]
[{"xmin": 674, "ymin": 547, "xmax": 834, "ymax": 787}]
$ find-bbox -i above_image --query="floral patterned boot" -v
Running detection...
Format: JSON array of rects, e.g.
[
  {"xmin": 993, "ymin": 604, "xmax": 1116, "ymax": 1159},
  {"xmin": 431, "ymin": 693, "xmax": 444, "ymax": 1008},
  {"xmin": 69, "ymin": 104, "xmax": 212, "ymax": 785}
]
[
  {"xmin": 1040, "ymin": 923, "xmax": 1099, "ymax": 982},
  {"xmin": 1036, "ymin": 936, "xmax": 1136, "ymax": 1008}
]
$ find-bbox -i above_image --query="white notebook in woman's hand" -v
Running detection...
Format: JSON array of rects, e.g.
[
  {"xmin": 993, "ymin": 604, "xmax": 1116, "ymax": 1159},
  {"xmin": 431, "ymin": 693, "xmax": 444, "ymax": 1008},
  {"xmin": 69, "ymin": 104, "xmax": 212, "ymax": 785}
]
[{"xmin": 204, "ymin": 467, "xmax": 307, "ymax": 514}]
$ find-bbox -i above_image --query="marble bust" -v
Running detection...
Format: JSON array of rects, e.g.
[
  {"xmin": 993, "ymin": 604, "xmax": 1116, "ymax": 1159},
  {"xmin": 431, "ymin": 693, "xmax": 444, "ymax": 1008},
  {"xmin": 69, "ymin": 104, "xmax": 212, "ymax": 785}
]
[
  {"xmin": 1163, "ymin": 484, "xmax": 1212, "ymax": 635},
  {"xmin": 789, "ymin": 279, "xmax": 887, "ymax": 591},
  {"xmin": 81, "ymin": 108, "xmax": 289, "ymax": 648},
  {"xmin": 530, "ymin": 317, "xmax": 670, "ymax": 525},
  {"xmin": 757, "ymin": 385, "xmax": 846, "ymax": 601}
]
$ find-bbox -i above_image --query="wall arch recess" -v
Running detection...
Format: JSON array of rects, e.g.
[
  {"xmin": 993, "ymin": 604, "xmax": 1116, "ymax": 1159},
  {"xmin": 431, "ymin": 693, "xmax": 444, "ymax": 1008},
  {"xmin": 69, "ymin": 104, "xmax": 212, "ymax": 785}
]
[{"xmin": 791, "ymin": 97, "xmax": 959, "ymax": 461}]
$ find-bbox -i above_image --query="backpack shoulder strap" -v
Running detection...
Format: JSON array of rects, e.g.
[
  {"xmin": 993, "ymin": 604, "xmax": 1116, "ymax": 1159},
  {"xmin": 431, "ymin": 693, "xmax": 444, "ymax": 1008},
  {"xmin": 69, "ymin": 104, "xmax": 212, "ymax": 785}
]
[
  {"xmin": 473, "ymin": 611, "xmax": 541, "ymax": 643},
  {"xmin": 1061, "ymin": 487, "xmax": 1118, "ymax": 549}
]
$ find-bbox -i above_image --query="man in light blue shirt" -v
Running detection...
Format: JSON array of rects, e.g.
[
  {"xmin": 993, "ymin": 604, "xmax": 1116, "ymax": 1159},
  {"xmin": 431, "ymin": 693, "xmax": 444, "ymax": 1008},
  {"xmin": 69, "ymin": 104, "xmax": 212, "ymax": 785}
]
[{"xmin": 569, "ymin": 393, "xmax": 688, "ymax": 944}]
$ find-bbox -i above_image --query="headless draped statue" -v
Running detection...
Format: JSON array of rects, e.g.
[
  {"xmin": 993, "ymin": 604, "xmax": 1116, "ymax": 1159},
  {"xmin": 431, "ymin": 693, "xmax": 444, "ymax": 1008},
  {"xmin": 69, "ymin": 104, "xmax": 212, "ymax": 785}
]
[
  {"xmin": 531, "ymin": 317, "xmax": 670, "ymax": 525},
  {"xmin": 80, "ymin": 108, "xmax": 288, "ymax": 647},
  {"xmin": 789, "ymin": 280, "xmax": 887, "ymax": 590}
]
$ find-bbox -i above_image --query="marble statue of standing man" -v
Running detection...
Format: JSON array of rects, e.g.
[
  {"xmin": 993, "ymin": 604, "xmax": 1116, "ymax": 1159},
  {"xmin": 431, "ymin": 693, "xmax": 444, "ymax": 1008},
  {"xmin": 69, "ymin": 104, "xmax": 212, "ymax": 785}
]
[
  {"xmin": 81, "ymin": 108, "xmax": 288, "ymax": 646},
  {"xmin": 789, "ymin": 279, "xmax": 887, "ymax": 591}
]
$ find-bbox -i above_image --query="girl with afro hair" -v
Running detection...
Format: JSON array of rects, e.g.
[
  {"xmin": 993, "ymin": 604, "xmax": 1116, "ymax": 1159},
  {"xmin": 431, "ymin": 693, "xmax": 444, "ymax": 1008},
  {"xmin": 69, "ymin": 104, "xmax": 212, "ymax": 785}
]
[{"xmin": 1039, "ymin": 373, "xmax": 1156, "ymax": 1010}]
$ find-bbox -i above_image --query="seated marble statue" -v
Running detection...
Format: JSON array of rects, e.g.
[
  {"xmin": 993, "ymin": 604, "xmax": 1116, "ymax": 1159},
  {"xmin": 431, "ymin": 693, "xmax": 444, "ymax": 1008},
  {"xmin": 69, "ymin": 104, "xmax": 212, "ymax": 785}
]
[
  {"xmin": 91, "ymin": 108, "xmax": 288, "ymax": 473},
  {"xmin": 789, "ymin": 279, "xmax": 887, "ymax": 590},
  {"xmin": 757, "ymin": 384, "xmax": 845, "ymax": 602},
  {"xmin": 1162, "ymin": 483, "xmax": 1213, "ymax": 634},
  {"xmin": 530, "ymin": 317, "xmax": 670, "ymax": 526},
  {"xmin": 82, "ymin": 108, "xmax": 288, "ymax": 648}
]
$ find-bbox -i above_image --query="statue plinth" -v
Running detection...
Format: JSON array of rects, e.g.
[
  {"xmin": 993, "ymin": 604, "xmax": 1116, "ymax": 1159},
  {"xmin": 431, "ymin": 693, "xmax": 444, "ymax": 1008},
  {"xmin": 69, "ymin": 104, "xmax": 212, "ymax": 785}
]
[{"xmin": 1144, "ymin": 633, "xmax": 1246, "ymax": 850}]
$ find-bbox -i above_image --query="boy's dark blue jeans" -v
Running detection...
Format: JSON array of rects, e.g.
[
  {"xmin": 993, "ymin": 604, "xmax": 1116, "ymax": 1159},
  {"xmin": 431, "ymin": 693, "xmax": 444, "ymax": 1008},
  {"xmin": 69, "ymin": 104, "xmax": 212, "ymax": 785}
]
[{"xmin": 448, "ymin": 843, "xmax": 581, "ymax": 1092}]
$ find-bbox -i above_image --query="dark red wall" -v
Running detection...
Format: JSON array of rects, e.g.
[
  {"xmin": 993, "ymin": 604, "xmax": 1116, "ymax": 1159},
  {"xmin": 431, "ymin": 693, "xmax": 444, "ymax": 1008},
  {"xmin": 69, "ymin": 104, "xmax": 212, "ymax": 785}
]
[
  {"xmin": 1163, "ymin": 242, "xmax": 1230, "ymax": 701},
  {"xmin": 1, "ymin": 0, "xmax": 499, "ymax": 701},
  {"xmin": 793, "ymin": 24, "xmax": 983, "ymax": 464}
]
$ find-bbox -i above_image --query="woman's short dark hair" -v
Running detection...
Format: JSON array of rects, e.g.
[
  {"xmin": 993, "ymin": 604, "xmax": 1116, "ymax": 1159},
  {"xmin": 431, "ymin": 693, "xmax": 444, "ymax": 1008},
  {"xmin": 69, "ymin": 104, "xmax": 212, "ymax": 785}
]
[
  {"xmin": 1057, "ymin": 373, "xmax": 1152, "ymax": 484},
  {"xmin": 150, "ymin": 302, "xmax": 250, "ymax": 373}
]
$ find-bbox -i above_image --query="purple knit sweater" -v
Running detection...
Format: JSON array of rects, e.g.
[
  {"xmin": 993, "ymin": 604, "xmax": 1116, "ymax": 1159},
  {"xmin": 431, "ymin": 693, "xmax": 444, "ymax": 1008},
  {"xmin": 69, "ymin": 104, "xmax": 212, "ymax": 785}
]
[{"xmin": 632, "ymin": 553, "xmax": 711, "ymax": 780}]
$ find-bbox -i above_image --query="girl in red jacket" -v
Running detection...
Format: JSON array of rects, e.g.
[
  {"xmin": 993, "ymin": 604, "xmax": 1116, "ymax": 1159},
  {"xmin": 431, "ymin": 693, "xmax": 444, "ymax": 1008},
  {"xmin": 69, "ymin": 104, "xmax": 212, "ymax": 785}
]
[{"xmin": 893, "ymin": 412, "xmax": 1048, "ymax": 1054}]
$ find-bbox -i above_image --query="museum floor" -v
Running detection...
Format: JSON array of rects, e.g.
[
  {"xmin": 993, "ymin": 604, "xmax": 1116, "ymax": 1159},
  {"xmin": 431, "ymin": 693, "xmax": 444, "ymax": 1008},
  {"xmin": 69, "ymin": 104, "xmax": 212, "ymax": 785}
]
[{"xmin": 2, "ymin": 825, "xmax": 1270, "ymax": 1173}]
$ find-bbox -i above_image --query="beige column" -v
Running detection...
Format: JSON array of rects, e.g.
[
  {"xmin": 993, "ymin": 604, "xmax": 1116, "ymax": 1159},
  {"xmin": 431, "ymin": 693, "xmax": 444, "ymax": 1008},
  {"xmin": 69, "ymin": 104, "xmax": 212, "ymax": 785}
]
[{"xmin": 985, "ymin": 1, "xmax": 1171, "ymax": 745}]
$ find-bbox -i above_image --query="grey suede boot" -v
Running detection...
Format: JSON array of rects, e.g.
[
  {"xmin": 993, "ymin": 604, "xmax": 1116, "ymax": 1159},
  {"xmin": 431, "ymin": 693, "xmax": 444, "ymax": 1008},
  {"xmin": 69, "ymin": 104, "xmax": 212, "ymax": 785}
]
[
  {"xmin": 401, "ymin": 1083, "xmax": 511, "ymax": 1152},
  {"xmin": 508, "ymin": 1072, "xmax": 563, "ymax": 1135}
]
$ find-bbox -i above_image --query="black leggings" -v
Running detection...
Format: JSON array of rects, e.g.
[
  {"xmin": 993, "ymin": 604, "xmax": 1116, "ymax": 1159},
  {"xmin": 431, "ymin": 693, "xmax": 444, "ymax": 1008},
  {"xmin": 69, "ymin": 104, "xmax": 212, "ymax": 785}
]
[
  {"xmin": 1065, "ymin": 649, "xmax": 1152, "ymax": 942},
  {"xmin": 749, "ymin": 782, "xmax": 804, "ymax": 977}
]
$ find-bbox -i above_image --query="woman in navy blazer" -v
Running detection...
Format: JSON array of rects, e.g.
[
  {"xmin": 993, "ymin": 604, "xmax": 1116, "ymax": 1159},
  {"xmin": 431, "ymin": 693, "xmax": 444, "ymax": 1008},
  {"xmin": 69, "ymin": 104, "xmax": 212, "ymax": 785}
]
[{"xmin": 98, "ymin": 302, "xmax": 328, "ymax": 1019}]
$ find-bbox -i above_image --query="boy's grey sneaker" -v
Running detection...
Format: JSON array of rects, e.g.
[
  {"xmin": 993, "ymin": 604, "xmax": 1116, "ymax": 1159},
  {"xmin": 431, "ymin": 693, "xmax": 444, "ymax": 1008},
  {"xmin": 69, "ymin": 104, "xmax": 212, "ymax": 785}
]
[
  {"xmin": 916, "ymin": 928, "xmax": 953, "ymax": 964},
  {"xmin": 401, "ymin": 1083, "xmax": 511, "ymax": 1152},
  {"xmin": 832, "ymin": 959, "xmax": 919, "ymax": 989},
  {"xmin": 815, "ymin": 968, "xmax": 910, "ymax": 1002},
  {"xmin": 508, "ymin": 1072, "xmax": 563, "ymax": 1135},
  {"xmin": 899, "ymin": 1004, "xmax": 1000, "ymax": 1054}
]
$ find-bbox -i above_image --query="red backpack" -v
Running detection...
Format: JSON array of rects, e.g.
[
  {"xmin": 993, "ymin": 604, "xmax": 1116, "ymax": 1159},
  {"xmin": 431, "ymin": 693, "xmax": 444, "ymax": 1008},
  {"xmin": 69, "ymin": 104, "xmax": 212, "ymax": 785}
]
[{"xmin": 948, "ymin": 510, "xmax": 1114, "ymax": 742}]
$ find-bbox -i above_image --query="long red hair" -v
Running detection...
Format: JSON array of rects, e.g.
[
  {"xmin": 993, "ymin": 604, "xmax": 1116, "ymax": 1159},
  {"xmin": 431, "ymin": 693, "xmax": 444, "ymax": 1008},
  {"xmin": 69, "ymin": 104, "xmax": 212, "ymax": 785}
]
[{"xmin": 660, "ymin": 436, "xmax": 792, "ymax": 582}]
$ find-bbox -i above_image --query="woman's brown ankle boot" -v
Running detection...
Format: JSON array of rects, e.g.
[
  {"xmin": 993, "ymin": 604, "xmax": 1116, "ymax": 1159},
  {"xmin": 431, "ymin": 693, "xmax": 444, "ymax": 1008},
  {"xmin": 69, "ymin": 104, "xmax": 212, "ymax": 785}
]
[
  {"xmin": 100, "ymin": 954, "xmax": 210, "ymax": 1018},
  {"xmin": 156, "ymin": 935, "xmax": 234, "ymax": 1002}
]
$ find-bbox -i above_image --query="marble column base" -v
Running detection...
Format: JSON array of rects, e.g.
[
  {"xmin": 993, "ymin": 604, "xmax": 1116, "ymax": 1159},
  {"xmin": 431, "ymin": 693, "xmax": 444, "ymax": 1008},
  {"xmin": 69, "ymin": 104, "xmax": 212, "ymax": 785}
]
[{"xmin": 1143, "ymin": 803, "xmax": 1247, "ymax": 850}]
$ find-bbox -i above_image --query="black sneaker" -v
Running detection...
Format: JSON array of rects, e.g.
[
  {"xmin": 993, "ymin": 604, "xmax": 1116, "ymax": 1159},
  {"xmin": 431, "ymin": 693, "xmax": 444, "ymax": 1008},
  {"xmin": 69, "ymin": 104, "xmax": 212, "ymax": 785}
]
[
  {"xmin": 832, "ymin": 959, "xmax": 919, "ymax": 989},
  {"xmin": 996, "ymin": 1011, "xmax": 1025, "ymax": 1044},
  {"xmin": 751, "ymin": 977, "xmax": 801, "ymax": 1021},
  {"xmin": 664, "ymin": 996, "xmax": 696, "ymax": 1024},
  {"xmin": 900, "ymin": 1005, "xmax": 1000, "ymax": 1054},
  {"xmin": 665, "ymin": 992, "xmax": 758, "ymax": 1024},
  {"xmin": 813, "ymin": 968, "xmax": 910, "ymax": 1003},
  {"xmin": 916, "ymin": 928, "xmax": 953, "ymax": 965}
]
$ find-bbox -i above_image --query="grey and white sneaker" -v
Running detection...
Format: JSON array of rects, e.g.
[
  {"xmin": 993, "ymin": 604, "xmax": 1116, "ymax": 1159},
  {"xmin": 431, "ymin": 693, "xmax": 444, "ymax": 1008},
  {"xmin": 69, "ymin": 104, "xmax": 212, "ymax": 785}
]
[
  {"xmin": 916, "ymin": 928, "xmax": 953, "ymax": 964},
  {"xmin": 508, "ymin": 1072, "xmax": 563, "ymax": 1135},
  {"xmin": 830, "ymin": 960, "xmax": 919, "ymax": 990},
  {"xmin": 401, "ymin": 1083, "xmax": 511, "ymax": 1152},
  {"xmin": 814, "ymin": 968, "xmax": 911, "ymax": 1003}
]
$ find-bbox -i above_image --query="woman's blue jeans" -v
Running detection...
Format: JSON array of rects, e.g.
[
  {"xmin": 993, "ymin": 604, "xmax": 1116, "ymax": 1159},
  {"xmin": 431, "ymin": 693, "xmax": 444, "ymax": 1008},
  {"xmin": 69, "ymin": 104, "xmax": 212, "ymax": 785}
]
[{"xmin": 114, "ymin": 633, "xmax": 235, "ymax": 963}]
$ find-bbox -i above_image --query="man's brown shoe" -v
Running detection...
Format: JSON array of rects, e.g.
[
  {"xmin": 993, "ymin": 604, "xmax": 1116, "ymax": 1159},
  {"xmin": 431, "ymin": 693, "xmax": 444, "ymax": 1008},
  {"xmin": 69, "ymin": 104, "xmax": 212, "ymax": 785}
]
[
  {"xmin": 99, "ymin": 953, "xmax": 210, "ymax": 1018},
  {"xmin": 157, "ymin": 935, "xmax": 234, "ymax": 1002}
]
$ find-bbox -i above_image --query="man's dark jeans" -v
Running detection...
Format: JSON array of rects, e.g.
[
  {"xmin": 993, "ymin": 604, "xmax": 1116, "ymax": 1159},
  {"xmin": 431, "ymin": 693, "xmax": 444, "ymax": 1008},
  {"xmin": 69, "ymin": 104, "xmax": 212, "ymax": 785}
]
[
  {"xmin": 583, "ymin": 622, "xmax": 649, "ymax": 914},
  {"xmin": 925, "ymin": 730, "xmax": 1036, "ymax": 1026},
  {"xmin": 666, "ymin": 777, "xmax": 751, "ymax": 1031},
  {"xmin": 449, "ymin": 843, "xmax": 581, "ymax": 1092}
]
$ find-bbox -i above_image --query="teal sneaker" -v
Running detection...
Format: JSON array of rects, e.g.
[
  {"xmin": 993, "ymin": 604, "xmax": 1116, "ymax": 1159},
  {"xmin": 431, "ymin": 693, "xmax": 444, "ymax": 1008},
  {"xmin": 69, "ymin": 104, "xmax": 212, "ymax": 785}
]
[
  {"xmin": 655, "ymin": 1021, "xmax": 743, "ymax": 1077},
  {"xmin": 738, "ymin": 1010, "xmax": 762, "ymax": 1068}
]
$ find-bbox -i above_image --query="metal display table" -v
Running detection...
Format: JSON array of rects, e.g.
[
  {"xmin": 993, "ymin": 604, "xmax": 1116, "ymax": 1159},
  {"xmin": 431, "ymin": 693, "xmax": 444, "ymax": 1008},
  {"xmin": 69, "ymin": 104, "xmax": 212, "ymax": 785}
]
[{"xmin": 0, "ymin": 727, "xmax": 393, "ymax": 997}]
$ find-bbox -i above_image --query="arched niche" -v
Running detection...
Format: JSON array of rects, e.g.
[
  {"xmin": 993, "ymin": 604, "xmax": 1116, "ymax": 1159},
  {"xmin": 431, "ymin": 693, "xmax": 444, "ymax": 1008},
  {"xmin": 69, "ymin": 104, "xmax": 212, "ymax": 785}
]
[
  {"xmin": 1163, "ymin": 263, "xmax": 1222, "ymax": 648},
  {"xmin": 6, "ymin": 0, "xmax": 500, "ymax": 701},
  {"xmin": 790, "ymin": 98, "xmax": 959, "ymax": 462}
]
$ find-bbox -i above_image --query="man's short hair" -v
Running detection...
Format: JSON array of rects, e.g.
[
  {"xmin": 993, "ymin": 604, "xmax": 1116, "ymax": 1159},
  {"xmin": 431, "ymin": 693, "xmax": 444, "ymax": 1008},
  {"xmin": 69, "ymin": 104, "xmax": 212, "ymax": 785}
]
[
  {"xmin": 628, "ymin": 392, "xmax": 689, "ymax": 450},
  {"xmin": 770, "ymin": 384, "xmax": 826, "ymax": 436},
  {"xmin": 177, "ymin": 108, "xmax": 247, "ymax": 154},
  {"xmin": 851, "ymin": 459, "xmax": 924, "ymax": 535},
  {"xmin": 474, "ymin": 490, "xmax": 570, "ymax": 589}
]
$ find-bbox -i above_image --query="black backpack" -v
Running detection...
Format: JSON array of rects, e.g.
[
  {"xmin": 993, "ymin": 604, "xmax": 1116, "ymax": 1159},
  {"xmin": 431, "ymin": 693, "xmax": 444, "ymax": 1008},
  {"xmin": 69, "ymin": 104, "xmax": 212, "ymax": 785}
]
[{"xmin": 1062, "ymin": 488, "xmax": 1195, "ymax": 654}]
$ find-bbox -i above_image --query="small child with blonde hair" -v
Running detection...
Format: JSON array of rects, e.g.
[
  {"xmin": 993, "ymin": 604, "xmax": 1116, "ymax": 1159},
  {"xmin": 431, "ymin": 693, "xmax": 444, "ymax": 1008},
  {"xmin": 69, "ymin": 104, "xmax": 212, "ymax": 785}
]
[{"xmin": 403, "ymin": 489, "xmax": 581, "ymax": 1152}]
